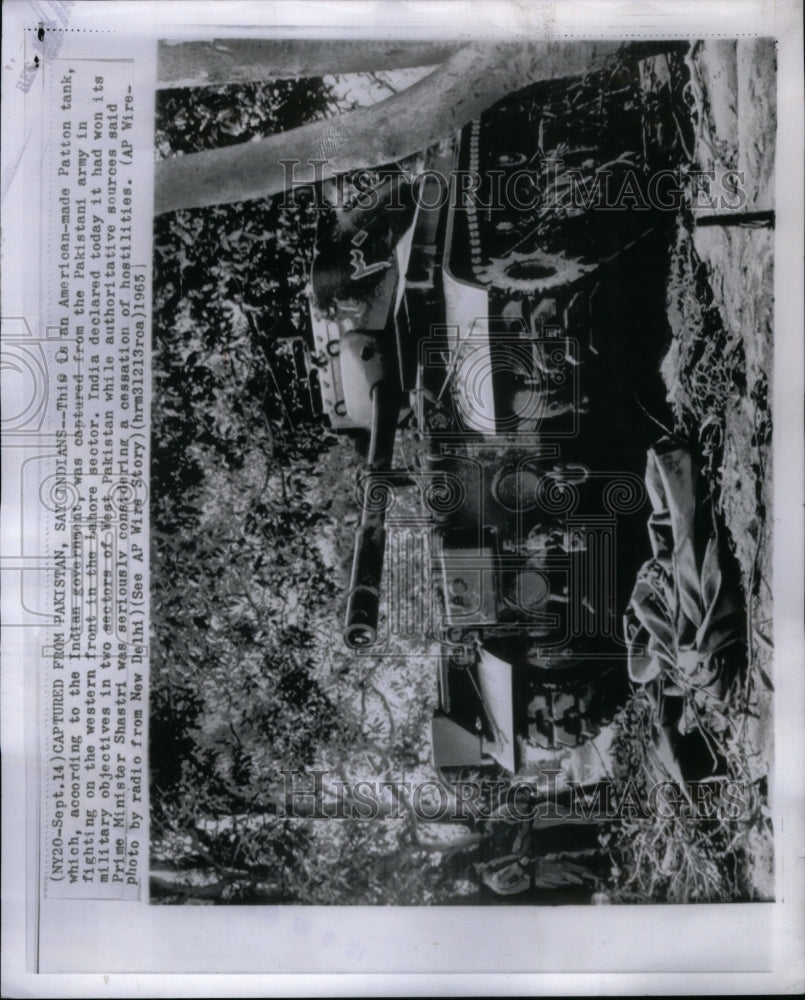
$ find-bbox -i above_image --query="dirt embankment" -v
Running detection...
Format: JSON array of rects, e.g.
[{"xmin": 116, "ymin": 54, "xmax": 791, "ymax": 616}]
[
  {"xmin": 663, "ymin": 38, "xmax": 774, "ymax": 746},
  {"xmin": 668, "ymin": 40, "xmax": 775, "ymax": 897},
  {"xmin": 607, "ymin": 40, "xmax": 776, "ymax": 902}
]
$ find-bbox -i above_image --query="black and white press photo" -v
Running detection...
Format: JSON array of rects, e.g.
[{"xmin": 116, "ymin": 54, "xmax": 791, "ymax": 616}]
[
  {"xmin": 149, "ymin": 36, "xmax": 775, "ymax": 906},
  {"xmin": 4, "ymin": 0, "xmax": 804, "ymax": 990}
]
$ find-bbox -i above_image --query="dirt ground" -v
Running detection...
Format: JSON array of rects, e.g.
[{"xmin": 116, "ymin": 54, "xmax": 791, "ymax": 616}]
[{"xmin": 608, "ymin": 39, "xmax": 776, "ymax": 901}]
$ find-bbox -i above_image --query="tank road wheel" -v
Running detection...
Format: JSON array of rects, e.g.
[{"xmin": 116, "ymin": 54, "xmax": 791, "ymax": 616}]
[
  {"xmin": 526, "ymin": 665, "xmax": 627, "ymax": 750},
  {"xmin": 474, "ymin": 251, "xmax": 596, "ymax": 296}
]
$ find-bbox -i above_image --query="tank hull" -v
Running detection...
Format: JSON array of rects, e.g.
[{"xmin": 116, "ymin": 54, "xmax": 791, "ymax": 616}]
[{"xmin": 311, "ymin": 116, "xmax": 673, "ymax": 773}]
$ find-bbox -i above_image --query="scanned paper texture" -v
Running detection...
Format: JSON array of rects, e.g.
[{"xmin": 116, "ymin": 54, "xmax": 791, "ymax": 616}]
[
  {"xmin": 41, "ymin": 56, "xmax": 147, "ymax": 900},
  {"xmin": 1, "ymin": 0, "xmax": 802, "ymax": 990}
]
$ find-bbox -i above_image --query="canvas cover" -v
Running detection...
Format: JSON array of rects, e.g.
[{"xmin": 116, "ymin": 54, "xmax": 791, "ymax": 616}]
[{"xmin": 624, "ymin": 441, "xmax": 744, "ymax": 733}]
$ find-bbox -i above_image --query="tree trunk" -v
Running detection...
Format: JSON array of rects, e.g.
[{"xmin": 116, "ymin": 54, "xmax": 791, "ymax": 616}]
[
  {"xmin": 157, "ymin": 38, "xmax": 463, "ymax": 88},
  {"xmin": 150, "ymin": 869, "xmax": 287, "ymax": 903},
  {"xmin": 154, "ymin": 40, "xmax": 628, "ymax": 215}
]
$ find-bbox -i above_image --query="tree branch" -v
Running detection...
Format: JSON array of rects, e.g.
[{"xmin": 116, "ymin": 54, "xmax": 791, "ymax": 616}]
[
  {"xmin": 157, "ymin": 39, "xmax": 463, "ymax": 89},
  {"xmin": 154, "ymin": 40, "xmax": 636, "ymax": 214}
]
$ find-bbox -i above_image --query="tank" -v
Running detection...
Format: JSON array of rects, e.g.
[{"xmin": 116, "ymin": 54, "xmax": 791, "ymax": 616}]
[{"xmin": 310, "ymin": 114, "xmax": 671, "ymax": 774}]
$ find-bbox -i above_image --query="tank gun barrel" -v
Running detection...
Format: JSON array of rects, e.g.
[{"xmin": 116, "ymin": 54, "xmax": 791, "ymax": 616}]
[{"xmin": 343, "ymin": 380, "xmax": 402, "ymax": 649}]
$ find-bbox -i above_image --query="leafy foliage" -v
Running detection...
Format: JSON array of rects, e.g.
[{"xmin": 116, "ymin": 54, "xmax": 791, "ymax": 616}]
[
  {"xmin": 151, "ymin": 74, "xmax": 480, "ymax": 905},
  {"xmin": 152, "ymin": 75, "xmax": 354, "ymax": 895},
  {"xmin": 155, "ymin": 78, "xmax": 343, "ymax": 158}
]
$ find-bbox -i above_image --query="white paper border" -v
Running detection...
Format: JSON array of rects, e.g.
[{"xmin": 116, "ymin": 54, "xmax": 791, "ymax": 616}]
[{"xmin": 2, "ymin": 0, "xmax": 803, "ymax": 994}]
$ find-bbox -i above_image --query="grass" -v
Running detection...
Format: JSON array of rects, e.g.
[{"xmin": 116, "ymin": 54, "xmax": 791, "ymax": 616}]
[
  {"xmin": 604, "ymin": 685, "xmax": 771, "ymax": 903},
  {"xmin": 662, "ymin": 216, "xmax": 747, "ymax": 490}
]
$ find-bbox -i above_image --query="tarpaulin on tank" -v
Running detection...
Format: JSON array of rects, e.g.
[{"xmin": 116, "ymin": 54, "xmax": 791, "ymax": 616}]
[{"xmin": 623, "ymin": 440, "xmax": 743, "ymax": 733}]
